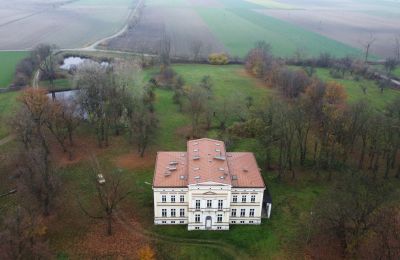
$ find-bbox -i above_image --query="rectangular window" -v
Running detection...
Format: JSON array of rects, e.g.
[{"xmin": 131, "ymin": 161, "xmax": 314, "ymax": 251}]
[
  {"xmin": 180, "ymin": 208, "xmax": 185, "ymax": 217},
  {"xmin": 171, "ymin": 209, "xmax": 176, "ymax": 217},
  {"xmin": 251, "ymin": 195, "xmax": 256, "ymax": 203},
  {"xmin": 241, "ymin": 195, "xmax": 246, "ymax": 203},
  {"xmin": 171, "ymin": 195, "xmax": 175, "ymax": 203},
  {"xmin": 218, "ymin": 200, "xmax": 223, "ymax": 210},
  {"xmin": 162, "ymin": 195, "xmax": 166, "ymax": 203},
  {"xmin": 180, "ymin": 195, "xmax": 184, "ymax": 203},
  {"xmin": 195, "ymin": 214, "xmax": 200, "ymax": 223},
  {"xmin": 240, "ymin": 209, "xmax": 245, "ymax": 217},
  {"xmin": 207, "ymin": 200, "xmax": 212, "ymax": 208},
  {"xmin": 231, "ymin": 209, "xmax": 236, "ymax": 217},
  {"xmin": 217, "ymin": 214, "xmax": 222, "ymax": 223},
  {"xmin": 162, "ymin": 209, "xmax": 167, "ymax": 217},
  {"xmin": 250, "ymin": 209, "xmax": 255, "ymax": 217},
  {"xmin": 233, "ymin": 195, "xmax": 237, "ymax": 203},
  {"xmin": 196, "ymin": 200, "xmax": 200, "ymax": 210}
]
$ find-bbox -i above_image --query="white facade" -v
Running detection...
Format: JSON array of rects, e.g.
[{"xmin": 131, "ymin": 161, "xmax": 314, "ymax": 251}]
[{"xmin": 153, "ymin": 182, "xmax": 265, "ymax": 230}]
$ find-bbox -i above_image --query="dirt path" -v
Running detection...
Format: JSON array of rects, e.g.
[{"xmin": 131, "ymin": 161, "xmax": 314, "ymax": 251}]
[
  {"xmin": 0, "ymin": 134, "xmax": 15, "ymax": 147},
  {"xmin": 116, "ymin": 213, "xmax": 250, "ymax": 260}
]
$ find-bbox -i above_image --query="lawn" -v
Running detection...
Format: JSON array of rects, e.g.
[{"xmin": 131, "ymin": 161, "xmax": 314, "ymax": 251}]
[
  {"xmin": 314, "ymin": 68, "xmax": 400, "ymax": 110},
  {"xmin": 39, "ymin": 79, "xmax": 72, "ymax": 90},
  {"xmin": 0, "ymin": 91, "xmax": 20, "ymax": 139},
  {"xmin": 195, "ymin": 6, "xmax": 362, "ymax": 58},
  {"xmin": 0, "ymin": 51, "xmax": 29, "ymax": 88}
]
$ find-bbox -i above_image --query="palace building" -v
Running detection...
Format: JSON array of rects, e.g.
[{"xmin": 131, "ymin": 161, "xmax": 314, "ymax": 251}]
[{"xmin": 152, "ymin": 138, "xmax": 271, "ymax": 231}]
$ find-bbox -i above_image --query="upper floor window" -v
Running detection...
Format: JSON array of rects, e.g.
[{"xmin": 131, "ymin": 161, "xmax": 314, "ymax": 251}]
[
  {"xmin": 218, "ymin": 200, "xmax": 223, "ymax": 210},
  {"xmin": 180, "ymin": 208, "xmax": 185, "ymax": 217},
  {"xmin": 196, "ymin": 200, "xmax": 200, "ymax": 210},
  {"xmin": 171, "ymin": 209, "xmax": 176, "ymax": 217},
  {"xmin": 240, "ymin": 209, "xmax": 245, "ymax": 217},
  {"xmin": 233, "ymin": 195, "xmax": 237, "ymax": 203},
  {"xmin": 162, "ymin": 209, "xmax": 167, "ymax": 217},
  {"xmin": 231, "ymin": 209, "xmax": 236, "ymax": 217},
  {"xmin": 207, "ymin": 200, "xmax": 212, "ymax": 208},
  {"xmin": 180, "ymin": 195, "xmax": 185, "ymax": 203},
  {"xmin": 251, "ymin": 195, "xmax": 256, "ymax": 203},
  {"xmin": 250, "ymin": 209, "xmax": 255, "ymax": 217},
  {"xmin": 241, "ymin": 195, "xmax": 246, "ymax": 203},
  {"xmin": 171, "ymin": 195, "xmax": 176, "ymax": 203},
  {"xmin": 162, "ymin": 195, "xmax": 166, "ymax": 203},
  {"xmin": 195, "ymin": 214, "xmax": 200, "ymax": 223},
  {"xmin": 217, "ymin": 214, "xmax": 222, "ymax": 223}
]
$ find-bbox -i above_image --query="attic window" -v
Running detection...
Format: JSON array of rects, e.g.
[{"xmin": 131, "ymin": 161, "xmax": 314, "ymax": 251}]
[
  {"xmin": 243, "ymin": 168, "xmax": 248, "ymax": 172},
  {"xmin": 167, "ymin": 166, "xmax": 177, "ymax": 171},
  {"xmin": 164, "ymin": 171, "xmax": 171, "ymax": 177},
  {"xmin": 219, "ymin": 168, "xmax": 225, "ymax": 171},
  {"xmin": 215, "ymin": 143, "xmax": 220, "ymax": 146},
  {"xmin": 231, "ymin": 175, "xmax": 238, "ymax": 180},
  {"xmin": 180, "ymin": 175, "xmax": 186, "ymax": 180},
  {"xmin": 194, "ymin": 176, "xmax": 201, "ymax": 179},
  {"xmin": 194, "ymin": 167, "xmax": 200, "ymax": 171},
  {"xmin": 194, "ymin": 149, "xmax": 199, "ymax": 152},
  {"xmin": 169, "ymin": 161, "xmax": 178, "ymax": 165},
  {"xmin": 193, "ymin": 142, "xmax": 199, "ymax": 145},
  {"xmin": 220, "ymin": 176, "xmax": 225, "ymax": 179},
  {"xmin": 214, "ymin": 155, "xmax": 226, "ymax": 161},
  {"xmin": 215, "ymin": 149, "xmax": 220, "ymax": 152},
  {"xmin": 181, "ymin": 153, "xmax": 185, "ymax": 157},
  {"xmin": 193, "ymin": 155, "xmax": 200, "ymax": 160}
]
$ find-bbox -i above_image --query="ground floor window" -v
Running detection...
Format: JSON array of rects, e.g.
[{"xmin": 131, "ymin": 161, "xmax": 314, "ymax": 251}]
[
  {"xmin": 171, "ymin": 209, "xmax": 176, "ymax": 217},
  {"xmin": 162, "ymin": 209, "xmax": 167, "ymax": 217},
  {"xmin": 217, "ymin": 214, "xmax": 222, "ymax": 223},
  {"xmin": 195, "ymin": 214, "xmax": 200, "ymax": 223},
  {"xmin": 180, "ymin": 208, "xmax": 185, "ymax": 217},
  {"xmin": 231, "ymin": 209, "xmax": 236, "ymax": 217},
  {"xmin": 240, "ymin": 209, "xmax": 245, "ymax": 217}
]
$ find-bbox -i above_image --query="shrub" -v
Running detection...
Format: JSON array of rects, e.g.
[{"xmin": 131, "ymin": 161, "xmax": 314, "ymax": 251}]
[{"xmin": 208, "ymin": 53, "xmax": 229, "ymax": 65}]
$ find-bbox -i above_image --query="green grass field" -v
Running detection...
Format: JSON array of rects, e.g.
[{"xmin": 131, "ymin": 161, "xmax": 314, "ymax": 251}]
[
  {"xmin": 0, "ymin": 51, "xmax": 28, "ymax": 88},
  {"xmin": 313, "ymin": 68, "xmax": 400, "ymax": 110},
  {"xmin": 0, "ymin": 91, "xmax": 19, "ymax": 139},
  {"xmin": 196, "ymin": 7, "xmax": 362, "ymax": 58}
]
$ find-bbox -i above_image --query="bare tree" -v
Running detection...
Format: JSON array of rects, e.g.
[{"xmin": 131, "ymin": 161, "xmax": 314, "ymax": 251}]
[
  {"xmin": 190, "ymin": 40, "xmax": 203, "ymax": 61},
  {"xmin": 0, "ymin": 206, "xmax": 52, "ymax": 259},
  {"xmin": 159, "ymin": 29, "xmax": 171, "ymax": 66},
  {"xmin": 395, "ymin": 34, "xmax": 400, "ymax": 61},
  {"xmin": 360, "ymin": 33, "xmax": 376, "ymax": 63},
  {"xmin": 33, "ymin": 44, "xmax": 59, "ymax": 99},
  {"xmin": 78, "ymin": 156, "xmax": 132, "ymax": 236}
]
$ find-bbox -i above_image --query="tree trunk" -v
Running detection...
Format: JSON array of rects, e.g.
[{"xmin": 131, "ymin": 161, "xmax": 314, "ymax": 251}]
[
  {"xmin": 359, "ymin": 137, "xmax": 366, "ymax": 169},
  {"xmin": 107, "ymin": 214, "xmax": 112, "ymax": 236}
]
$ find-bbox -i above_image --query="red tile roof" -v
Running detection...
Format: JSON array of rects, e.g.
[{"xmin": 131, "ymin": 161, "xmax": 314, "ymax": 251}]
[{"xmin": 152, "ymin": 138, "xmax": 265, "ymax": 188}]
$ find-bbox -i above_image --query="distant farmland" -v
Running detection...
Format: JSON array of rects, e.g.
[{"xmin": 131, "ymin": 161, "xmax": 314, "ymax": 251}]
[
  {"xmin": 0, "ymin": 0, "xmax": 135, "ymax": 50},
  {"xmin": 106, "ymin": 0, "xmax": 365, "ymax": 58}
]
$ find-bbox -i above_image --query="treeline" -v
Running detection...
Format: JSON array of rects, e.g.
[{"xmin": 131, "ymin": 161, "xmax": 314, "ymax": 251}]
[{"xmin": 229, "ymin": 41, "xmax": 400, "ymax": 179}]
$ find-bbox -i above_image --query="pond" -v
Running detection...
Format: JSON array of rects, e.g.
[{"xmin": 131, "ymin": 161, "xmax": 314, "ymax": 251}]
[
  {"xmin": 47, "ymin": 90, "xmax": 79, "ymax": 102},
  {"xmin": 60, "ymin": 56, "xmax": 109, "ymax": 70}
]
